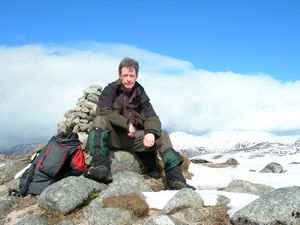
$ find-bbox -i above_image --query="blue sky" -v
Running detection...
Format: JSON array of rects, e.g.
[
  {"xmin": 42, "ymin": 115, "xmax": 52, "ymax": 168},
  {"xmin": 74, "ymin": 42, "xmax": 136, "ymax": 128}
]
[
  {"xmin": 1, "ymin": 0, "xmax": 300, "ymax": 149},
  {"xmin": 0, "ymin": 0, "xmax": 299, "ymax": 81}
]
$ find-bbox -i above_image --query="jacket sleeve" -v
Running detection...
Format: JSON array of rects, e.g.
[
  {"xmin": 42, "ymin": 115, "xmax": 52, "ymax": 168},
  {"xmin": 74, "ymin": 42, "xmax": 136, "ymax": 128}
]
[
  {"xmin": 144, "ymin": 115, "xmax": 162, "ymax": 138},
  {"xmin": 140, "ymin": 96, "xmax": 162, "ymax": 137},
  {"xmin": 97, "ymin": 84, "xmax": 129, "ymax": 130}
]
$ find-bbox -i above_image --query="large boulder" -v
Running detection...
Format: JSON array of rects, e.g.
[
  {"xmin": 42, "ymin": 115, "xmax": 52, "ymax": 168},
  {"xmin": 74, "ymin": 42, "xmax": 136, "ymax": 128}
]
[
  {"xmin": 0, "ymin": 195, "xmax": 19, "ymax": 214},
  {"xmin": 0, "ymin": 158, "xmax": 30, "ymax": 184},
  {"xmin": 163, "ymin": 188, "xmax": 204, "ymax": 215},
  {"xmin": 84, "ymin": 207, "xmax": 135, "ymax": 225},
  {"xmin": 84, "ymin": 171, "xmax": 152, "ymax": 223},
  {"xmin": 231, "ymin": 186, "xmax": 300, "ymax": 225},
  {"xmin": 110, "ymin": 151, "xmax": 144, "ymax": 174},
  {"xmin": 224, "ymin": 179, "xmax": 274, "ymax": 196},
  {"xmin": 111, "ymin": 171, "xmax": 152, "ymax": 193},
  {"xmin": 260, "ymin": 162, "xmax": 284, "ymax": 173},
  {"xmin": 38, "ymin": 176, "xmax": 107, "ymax": 215}
]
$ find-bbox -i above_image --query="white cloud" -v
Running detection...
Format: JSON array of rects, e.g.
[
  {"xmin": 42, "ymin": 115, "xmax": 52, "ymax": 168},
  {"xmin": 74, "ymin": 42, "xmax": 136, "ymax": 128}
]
[{"xmin": 0, "ymin": 42, "xmax": 300, "ymax": 148}]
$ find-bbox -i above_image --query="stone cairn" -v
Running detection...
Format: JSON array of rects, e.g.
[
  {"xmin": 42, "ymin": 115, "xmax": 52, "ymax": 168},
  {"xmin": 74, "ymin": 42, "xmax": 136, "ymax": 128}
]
[{"xmin": 57, "ymin": 84, "xmax": 102, "ymax": 149}]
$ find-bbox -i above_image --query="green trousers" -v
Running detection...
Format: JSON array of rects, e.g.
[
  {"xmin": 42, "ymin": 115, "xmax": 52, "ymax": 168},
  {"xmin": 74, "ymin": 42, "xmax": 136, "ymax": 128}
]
[{"xmin": 91, "ymin": 116, "xmax": 173, "ymax": 154}]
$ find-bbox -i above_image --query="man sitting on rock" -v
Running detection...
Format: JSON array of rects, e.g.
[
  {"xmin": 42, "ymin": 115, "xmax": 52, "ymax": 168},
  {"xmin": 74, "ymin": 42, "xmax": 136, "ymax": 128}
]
[{"xmin": 84, "ymin": 57, "xmax": 195, "ymax": 190}]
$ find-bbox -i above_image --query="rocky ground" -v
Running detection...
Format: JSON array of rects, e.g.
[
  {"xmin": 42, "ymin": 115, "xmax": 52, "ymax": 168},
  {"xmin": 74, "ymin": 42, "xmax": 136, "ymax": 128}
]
[{"xmin": 1, "ymin": 149, "xmax": 300, "ymax": 225}]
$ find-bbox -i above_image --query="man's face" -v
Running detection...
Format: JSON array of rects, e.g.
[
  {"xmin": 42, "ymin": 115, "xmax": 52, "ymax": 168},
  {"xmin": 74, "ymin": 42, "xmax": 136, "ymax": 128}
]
[{"xmin": 119, "ymin": 67, "xmax": 137, "ymax": 92}]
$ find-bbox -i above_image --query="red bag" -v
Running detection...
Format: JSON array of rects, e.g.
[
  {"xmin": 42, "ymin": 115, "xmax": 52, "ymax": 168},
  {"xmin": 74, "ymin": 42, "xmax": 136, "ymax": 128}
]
[{"xmin": 71, "ymin": 146, "xmax": 88, "ymax": 172}]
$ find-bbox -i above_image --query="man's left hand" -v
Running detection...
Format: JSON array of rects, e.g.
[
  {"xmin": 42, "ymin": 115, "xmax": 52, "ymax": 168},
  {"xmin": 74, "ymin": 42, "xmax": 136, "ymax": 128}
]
[{"xmin": 143, "ymin": 133, "xmax": 155, "ymax": 148}]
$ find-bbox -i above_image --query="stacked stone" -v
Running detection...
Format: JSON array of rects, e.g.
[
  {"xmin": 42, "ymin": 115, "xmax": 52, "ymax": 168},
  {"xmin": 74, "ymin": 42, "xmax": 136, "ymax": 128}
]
[{"xmin": 57, "ymin": 84, "xmax": 102, "ymax": 148}]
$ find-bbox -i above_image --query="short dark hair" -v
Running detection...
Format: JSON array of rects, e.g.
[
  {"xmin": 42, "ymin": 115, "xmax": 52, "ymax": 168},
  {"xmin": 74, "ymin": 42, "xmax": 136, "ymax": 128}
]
[{"xmin": 118, "ymin": 57, "xmax": 139, "ymax": 75}]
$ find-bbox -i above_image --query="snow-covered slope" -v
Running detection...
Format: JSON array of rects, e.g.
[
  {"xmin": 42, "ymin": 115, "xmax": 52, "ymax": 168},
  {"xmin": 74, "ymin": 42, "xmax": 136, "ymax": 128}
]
[{"xmin": 170, "ymin": 131, "xmax": 300, "ymax": 157}]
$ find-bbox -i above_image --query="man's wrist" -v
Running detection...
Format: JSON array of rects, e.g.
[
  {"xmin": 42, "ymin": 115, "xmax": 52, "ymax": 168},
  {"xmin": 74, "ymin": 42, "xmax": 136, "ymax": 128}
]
[{"xmin": 145, "ymin": 129, "xmax": 159, "ymax": 138}]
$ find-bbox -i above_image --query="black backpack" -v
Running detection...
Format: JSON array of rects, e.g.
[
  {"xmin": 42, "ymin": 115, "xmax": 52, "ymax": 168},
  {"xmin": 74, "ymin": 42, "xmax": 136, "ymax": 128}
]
[{"xmin": 18, "ymin": 132, "xmax": 88, "ymax": 196}]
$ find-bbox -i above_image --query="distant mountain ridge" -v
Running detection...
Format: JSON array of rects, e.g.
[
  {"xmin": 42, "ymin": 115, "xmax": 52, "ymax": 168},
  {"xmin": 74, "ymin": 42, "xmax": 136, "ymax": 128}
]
[
  {"xmin": 1, "ymin": 131, "xmax": 300, "ymax": 158},
  {"xmin": 170, "ymin": 131, "xmax": 300, "ymax": 158},
  {"xmin": 0, "ymin": 143, "xmax": 42, "ymax": 157}
]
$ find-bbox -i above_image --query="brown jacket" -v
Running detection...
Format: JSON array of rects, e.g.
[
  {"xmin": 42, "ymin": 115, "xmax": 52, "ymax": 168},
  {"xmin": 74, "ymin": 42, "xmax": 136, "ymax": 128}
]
[{"xmin": 96, "ymin": 80, "xmax": 162, "ymax": 137}]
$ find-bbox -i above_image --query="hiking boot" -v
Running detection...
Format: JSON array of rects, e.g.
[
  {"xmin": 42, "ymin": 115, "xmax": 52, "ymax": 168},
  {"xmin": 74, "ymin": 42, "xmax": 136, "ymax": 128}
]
[
  {"xmin": 84, "ymin": 165, "xmax": 113, "ymax": 183},
  {"xmin": 165, "ymin": 165, "xmax": 196, "ymax": 190},
  {"xmin": 144, "ymin": 167, "xmax": 161, "ymax": 179},
  {"xmin": 166, "ymin": 180, "xmax": 196, "ymax": 190}
]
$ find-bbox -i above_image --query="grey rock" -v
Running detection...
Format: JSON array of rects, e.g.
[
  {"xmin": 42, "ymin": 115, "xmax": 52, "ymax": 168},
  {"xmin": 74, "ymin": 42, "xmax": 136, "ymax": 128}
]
[
  {"xmin": 9, "ymin": 177, "xmax": 20, "ymax": 192},
  {"xmin": 144, "ymin": 215, "xmax": 187, "ymax": 225},
  {"xmin": 14, "ymin": 214, "xmax": 48, "ymax": 225},
  {"xmin": 0, "ymin": 159, "xmax": 29, "ymax": 185},
  {"xmin": 190, "ymin": 158, "xmax": 211, "ymax": 164},
  {"xmin": 64, "ymin": 108, "xmax": 81, "ymax": 118},
  {"xmin": 110, "ymin": 151, "xmax": 144, "ymax": 174},
  {"xmin": 0, "ymin": 189, "xmax": 7, "ymax": 198},
  {"xmin": 216, "ymin": 194, "xmax": 231, "ymax": 206},
  {"xmin": 78, "ymin": 132, "xmax": 88, "ymax": 149},
  {"xmin": 76, "ymin": 97, "xmax": 87, "ymax": 107},
  {"xmin": 79, "ymin": 119, "xmax": 89, "ymax": 124},
  {"xmin": 260, "ymin": 162, "xmax": 284, "ymax": 173},
  {"xmin": 84, "ymin": 172, "xmax": 151, "ymax": 216},
  {"xmin": 84, "ymin": 207, "xmax": 134, "ymax": 225},
  {"xmin": 80, "ymin": 107, "xmax": 90, "ymax": 113},
  {"xmin": 72, "ymin": 124, "xmax": 80, "ymax": 133},
  {"xmin": 163, "ymin": 188, "xmax": 204, "ymax": 214},
  {"xmin": 74, "ymin": 112, "xmax": 88, "ymax": 119},
  {"xmin": 225, "ymin": 158, "xmax": 239, "ymax": 166},
  {"xmin": 112, "ymin": 171, "xmax": 152, "ymax": 192},
  {"xmin": 38, "ymin": 176, "xmax": 107, "ymax": 215},
  {"xmin": 83, "ymin": 193, "xmax": 104, "ymax": 218},
  {"xmin": 82, "ymin": 101, "xmax": 97, "ymax": 113},
  {"xmin": 231, "ymin": 186, "xmax": 300, "ymax": 225},
  {"xmin": 83, "ymin": 87, "xmax": 101, "ymax": 96},
  {"xmin": 57, "ymin": 121, "xmax": 67, "ymax": 133},
  {"xmin": 0, "ymin": 195, "xmax": 19, "ymax": 214},
  {"xmin": 89, "ymin": 84, "xmax": 102, "ymax": 90},
  {"xmin": 224, "ymin": 179, "xmax": 274, "ymax": 196},
  {"xmin": 87, "ymin": 93, "xmax": 99, "ymax": 104},
  {"xmin": 56, "ymin": 221, "xmax": 76, "ymax": 225},
  {"xmin": 65, "ymin": 118, "xmax": 74, "ymax": 127},
  {"xmin": 90, "ymin": 172, "xmax": 151, "ymax": 207},
  {"xmin": 79, "ymin": 123, "xmax": 90, "ymax": 132},
  {"xmin": 72, "ymin": 117, "xmax": 80, "ymax": 124}
]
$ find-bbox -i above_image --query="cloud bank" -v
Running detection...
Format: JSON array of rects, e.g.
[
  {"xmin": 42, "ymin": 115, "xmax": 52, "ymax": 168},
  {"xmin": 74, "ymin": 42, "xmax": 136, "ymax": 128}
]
[{"xmin": 1, "ymin": 42, "xmax": 300, "ymax": 149}]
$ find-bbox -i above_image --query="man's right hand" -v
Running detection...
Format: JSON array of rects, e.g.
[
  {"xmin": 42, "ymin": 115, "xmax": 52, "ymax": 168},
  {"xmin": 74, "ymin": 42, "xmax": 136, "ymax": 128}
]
[{"xmin": 128, "ymin": 122, "xmax": 136, "ymax": 137}]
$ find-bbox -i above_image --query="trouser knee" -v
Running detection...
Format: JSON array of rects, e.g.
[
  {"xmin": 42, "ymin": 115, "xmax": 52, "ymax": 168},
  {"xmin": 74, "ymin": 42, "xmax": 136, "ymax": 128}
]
[
  {"xmin": 157, "ymin": 130, "xmax": 173, "ymax": 153},
  {"xmin": 91, "ymin": 116, "xmax": 110, "ymax": 130}
]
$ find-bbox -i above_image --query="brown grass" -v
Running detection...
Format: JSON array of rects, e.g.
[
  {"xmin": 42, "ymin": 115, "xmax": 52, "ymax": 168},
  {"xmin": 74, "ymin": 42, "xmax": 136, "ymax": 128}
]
[
  {"xmin": 171, "ymin": 205, "xmax": 233, "ymax": 225},
  {"xmin": 196, "ymin": 206, "xmax": 233, "ymax": 225},
  {"xmin": 145, "ymin": 178, "xmax": 165, "ymax": 192},
  {"xmin": 13, "ymin": 195, "xmax": 38, "ymax": 211},
  {"xmin": 41, "ymin": 207, "xmax": 86, "ymax": 225},
  {"xmin": 102, "ymin": 192, "xmax": 149, "ymax": 217}
]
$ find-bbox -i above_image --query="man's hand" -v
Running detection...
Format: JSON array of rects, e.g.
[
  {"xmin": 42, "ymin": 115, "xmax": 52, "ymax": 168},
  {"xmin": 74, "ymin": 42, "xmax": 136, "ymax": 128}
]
[
  {"xmin": 128, "ymin": 122, "xmax": 136, "ymax": 137},
  {"xmin": 143, "ymin": 133, "xmax": 155, "ymax": 148}
]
